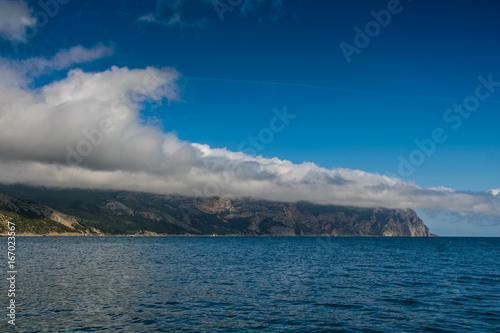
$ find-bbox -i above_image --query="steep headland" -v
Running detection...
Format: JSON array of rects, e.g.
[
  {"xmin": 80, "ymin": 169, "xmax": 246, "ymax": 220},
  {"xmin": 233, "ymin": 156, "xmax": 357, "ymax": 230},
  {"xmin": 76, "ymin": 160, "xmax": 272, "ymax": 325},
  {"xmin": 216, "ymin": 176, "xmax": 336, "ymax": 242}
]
[{"xmin": 0, "ymin": 185, "xmax": 434, "ymax": 236}]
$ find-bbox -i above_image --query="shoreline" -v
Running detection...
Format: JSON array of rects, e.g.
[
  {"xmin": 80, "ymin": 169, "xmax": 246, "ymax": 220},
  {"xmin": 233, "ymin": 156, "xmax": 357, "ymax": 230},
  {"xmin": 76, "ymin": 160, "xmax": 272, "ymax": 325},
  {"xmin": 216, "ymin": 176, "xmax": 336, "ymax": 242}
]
[{"xmin": 0, "ymin": 233, "xmax": 439, "ymax": 237}]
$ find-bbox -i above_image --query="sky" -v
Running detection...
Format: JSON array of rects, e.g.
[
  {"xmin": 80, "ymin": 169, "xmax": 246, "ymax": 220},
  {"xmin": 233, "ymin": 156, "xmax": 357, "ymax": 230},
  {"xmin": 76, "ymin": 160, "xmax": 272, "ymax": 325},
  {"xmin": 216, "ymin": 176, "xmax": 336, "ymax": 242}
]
[{"xmin": 0, "ymin": 0, "xmax": 499, "ymax": 236}]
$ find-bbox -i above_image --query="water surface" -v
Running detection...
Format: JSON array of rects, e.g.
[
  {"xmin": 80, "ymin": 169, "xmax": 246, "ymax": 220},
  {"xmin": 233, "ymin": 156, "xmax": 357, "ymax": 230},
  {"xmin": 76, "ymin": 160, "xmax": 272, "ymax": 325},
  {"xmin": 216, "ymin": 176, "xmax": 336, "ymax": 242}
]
[{"xmin": 2, "ymin": 237, "xmax": 499, "ymax": 332}]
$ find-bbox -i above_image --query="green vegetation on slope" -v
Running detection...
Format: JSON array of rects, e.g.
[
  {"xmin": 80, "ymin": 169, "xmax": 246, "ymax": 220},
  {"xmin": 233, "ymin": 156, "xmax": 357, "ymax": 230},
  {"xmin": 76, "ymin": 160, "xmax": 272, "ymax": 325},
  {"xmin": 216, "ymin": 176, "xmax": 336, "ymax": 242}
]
[{"xmin": 0, "ymin": 210, "xmax": 77, "ymax": 234}]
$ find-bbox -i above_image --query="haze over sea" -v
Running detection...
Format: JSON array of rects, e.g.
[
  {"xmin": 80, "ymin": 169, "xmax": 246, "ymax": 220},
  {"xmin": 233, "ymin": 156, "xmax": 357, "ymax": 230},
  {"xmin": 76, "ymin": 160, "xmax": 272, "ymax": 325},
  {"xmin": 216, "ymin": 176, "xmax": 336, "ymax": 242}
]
[{"xmin": 3, "ymin": 236, "xmax": 499, "ymax": 332}]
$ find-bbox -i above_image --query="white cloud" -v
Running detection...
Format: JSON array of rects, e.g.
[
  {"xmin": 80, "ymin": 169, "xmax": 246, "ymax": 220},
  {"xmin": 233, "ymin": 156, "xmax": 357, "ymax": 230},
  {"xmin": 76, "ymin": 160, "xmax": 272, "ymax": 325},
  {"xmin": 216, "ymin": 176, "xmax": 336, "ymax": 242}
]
[
  {"xmin": 138, "ymin": 13, "xmax": 156, "ymax": 23},
  {"xmin": 28, "ymin": 44, "xmax": 114, "ymax": 75},
  {"xmin": 489, "ymin": 189, "xmax": 500, "ymax": 196},
  {"xmin": 0, "ymin": 46, "xmax": 499, "ymax": 227},
  {"xmin": 0, "ymin": 44, "xmax": 114, "ymax": 86},
  {"xmin": 0, "ymin": 0, "xmax": 35, "ymax": 42}
]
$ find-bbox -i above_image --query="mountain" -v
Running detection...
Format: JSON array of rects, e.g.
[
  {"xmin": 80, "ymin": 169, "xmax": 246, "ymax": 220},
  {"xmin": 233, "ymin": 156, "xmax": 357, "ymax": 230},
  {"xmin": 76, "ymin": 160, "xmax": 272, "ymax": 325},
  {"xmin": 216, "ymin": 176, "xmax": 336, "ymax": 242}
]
[{"xmin": 0, "ymin": 184, "xmax": 434, "ymax": 236}]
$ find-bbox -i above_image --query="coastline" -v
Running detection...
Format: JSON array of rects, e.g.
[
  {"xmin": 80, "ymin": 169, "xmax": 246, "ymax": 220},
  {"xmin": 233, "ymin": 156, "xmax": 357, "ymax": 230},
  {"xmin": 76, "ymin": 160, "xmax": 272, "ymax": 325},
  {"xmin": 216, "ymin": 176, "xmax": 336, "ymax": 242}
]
[{"xmin": 0, "ymin": 233, "xmax": 438, "ymax": 237}]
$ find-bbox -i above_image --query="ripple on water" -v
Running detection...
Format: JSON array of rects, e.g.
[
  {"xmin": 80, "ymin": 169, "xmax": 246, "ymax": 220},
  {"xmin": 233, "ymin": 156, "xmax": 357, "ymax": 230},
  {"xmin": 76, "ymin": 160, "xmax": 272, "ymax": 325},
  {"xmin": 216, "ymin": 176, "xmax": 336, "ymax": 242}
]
[{"xmin": 2, "ymin": 236, "xmax": 499, "ymax": 332}]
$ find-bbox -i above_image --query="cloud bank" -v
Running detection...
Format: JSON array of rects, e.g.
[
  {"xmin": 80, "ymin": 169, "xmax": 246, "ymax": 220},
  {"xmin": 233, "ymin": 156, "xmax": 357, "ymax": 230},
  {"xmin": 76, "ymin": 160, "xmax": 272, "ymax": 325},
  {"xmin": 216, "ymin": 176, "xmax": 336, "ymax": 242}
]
[{"xmin": 0, "ymin": 45, "xmax": 500, "ymax": 226}]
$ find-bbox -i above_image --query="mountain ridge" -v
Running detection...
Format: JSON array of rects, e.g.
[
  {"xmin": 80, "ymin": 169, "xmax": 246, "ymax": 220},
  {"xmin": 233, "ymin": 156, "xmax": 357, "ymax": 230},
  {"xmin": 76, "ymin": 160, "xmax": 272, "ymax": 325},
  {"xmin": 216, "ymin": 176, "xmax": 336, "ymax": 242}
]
[{"xmin": 0, "ymin": 184, "xmax": 435, "ymax": 236}]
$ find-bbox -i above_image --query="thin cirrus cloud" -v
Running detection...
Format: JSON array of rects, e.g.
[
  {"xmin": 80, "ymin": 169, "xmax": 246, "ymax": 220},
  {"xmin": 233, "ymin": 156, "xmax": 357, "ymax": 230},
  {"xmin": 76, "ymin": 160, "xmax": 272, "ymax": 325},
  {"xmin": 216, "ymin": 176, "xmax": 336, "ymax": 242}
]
[
  {"xmin": 0, "ymin": 0, "xmax": 36, "ymax": 42},
  {"xmin": 138, "ymin": 12, "xmax": 209, "ymax": 29},
  {"xmin": 137, "ymin": 0, "xmax": 283, "ymax": 27},
  {"xmin": 0, "ymin": 44, "xmax": 500, "ymax": 227},
  {"xmin": 137, "ymin": 0, "xmax": 209, "ymax": 28}
]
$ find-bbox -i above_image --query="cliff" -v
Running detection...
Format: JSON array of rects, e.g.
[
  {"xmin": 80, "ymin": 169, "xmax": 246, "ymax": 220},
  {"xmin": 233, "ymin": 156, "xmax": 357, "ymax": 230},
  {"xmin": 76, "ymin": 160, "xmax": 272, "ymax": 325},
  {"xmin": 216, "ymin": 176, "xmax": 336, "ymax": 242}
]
[{"xmin": 0, "ymin": 184, "xmax": 434, "ymax": 236}]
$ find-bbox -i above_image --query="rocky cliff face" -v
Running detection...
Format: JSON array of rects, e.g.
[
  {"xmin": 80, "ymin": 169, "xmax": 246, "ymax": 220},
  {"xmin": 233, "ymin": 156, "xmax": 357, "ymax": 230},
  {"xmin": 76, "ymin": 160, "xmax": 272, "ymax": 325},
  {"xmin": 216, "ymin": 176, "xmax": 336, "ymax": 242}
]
[
  {"xmin": 182, "ymin": 197, "xmax": 433, "ymax": 236},
  {"xmin": 0, "ymin": 185, "xmax": 434, "ymax": 236}
]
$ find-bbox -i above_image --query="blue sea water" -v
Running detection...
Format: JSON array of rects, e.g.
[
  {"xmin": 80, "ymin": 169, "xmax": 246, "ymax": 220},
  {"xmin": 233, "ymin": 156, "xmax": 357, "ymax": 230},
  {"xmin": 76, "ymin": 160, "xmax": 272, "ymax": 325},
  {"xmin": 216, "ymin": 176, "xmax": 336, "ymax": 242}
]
[{"xmin": 1, "ymin": 237, "xmax": 499, "ymax": 332}]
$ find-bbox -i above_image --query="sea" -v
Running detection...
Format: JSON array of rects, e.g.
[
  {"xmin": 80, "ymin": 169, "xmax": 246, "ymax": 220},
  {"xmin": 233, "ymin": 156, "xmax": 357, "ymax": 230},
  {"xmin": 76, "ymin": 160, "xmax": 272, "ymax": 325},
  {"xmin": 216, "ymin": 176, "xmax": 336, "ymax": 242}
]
[{"xmin": 1, "ymin": 236, "xmax": 499, "ymax": 332}]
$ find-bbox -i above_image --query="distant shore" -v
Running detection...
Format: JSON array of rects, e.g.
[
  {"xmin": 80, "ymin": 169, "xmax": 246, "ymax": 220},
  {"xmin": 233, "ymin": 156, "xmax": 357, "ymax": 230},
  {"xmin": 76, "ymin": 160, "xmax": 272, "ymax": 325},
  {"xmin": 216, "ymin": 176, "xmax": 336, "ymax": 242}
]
[{"xmin": 0, "ymin": 233, "xmax": 438, "ymax": 237}]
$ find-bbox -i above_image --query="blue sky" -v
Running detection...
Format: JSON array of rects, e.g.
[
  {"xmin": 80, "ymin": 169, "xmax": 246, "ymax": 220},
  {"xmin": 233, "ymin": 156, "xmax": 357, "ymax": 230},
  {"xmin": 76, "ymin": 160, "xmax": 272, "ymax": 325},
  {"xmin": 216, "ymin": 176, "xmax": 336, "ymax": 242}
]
[
  {"xmin": 1, "ymin": 0, "xmax": 500, "ymax": 235},
  {"xmin": 12, "ymin": 0, "xmax": 500, "ymax": 191}
]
